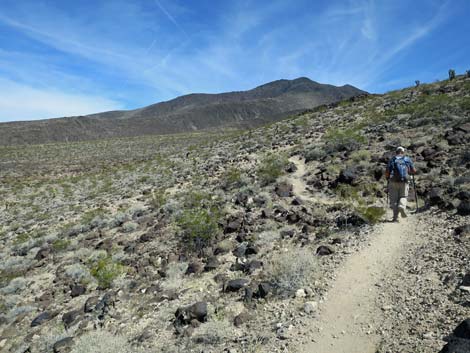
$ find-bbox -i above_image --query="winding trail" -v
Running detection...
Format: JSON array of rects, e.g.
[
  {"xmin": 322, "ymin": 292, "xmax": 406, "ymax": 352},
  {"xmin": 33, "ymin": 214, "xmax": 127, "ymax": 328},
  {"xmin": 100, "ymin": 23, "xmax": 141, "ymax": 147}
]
[{"xmin": 288, "ymin": 155, "xmax": 417, "ymax": 352}]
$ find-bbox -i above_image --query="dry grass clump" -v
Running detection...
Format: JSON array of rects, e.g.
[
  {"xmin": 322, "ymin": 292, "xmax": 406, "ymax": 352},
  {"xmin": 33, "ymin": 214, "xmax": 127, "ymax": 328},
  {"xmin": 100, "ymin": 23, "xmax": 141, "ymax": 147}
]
[{"xmin": 265, "ymin": 248, "xmax": 316, "ymax": 294}]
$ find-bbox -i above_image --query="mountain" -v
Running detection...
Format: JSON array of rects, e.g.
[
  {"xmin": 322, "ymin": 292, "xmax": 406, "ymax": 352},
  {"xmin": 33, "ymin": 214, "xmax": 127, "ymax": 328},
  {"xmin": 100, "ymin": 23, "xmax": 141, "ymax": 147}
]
[{"xmin": 0, "ymin": 77, "xmax": 366, "ymax": 145}]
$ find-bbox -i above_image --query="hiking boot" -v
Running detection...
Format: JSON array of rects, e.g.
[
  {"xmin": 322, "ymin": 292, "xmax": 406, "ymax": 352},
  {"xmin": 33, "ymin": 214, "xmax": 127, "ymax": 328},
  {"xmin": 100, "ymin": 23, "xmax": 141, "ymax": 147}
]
[
  {"xmin": 398, "ymin": 206, "xmax": 407, "ymax": 218},
  {"xmin": 392, "ymin": 218, "xmax": 399, "ymax": 223}
]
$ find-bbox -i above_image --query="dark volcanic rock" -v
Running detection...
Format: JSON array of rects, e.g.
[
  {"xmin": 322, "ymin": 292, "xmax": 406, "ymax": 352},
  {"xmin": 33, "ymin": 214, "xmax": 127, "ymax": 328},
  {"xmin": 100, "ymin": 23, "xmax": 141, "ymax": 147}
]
[
  {"xmin": 225, "ymin": 279, "xmax": 250, "ymax": 292},
  {"xmin": 204, "ymin": 257, "xmax": 219, "ymax": 272},
  {"xmin": 316, "ymin": 245, "xmax": 334, "ymax": 256},
  {"xmin": 454, "ymin": 319, "xmax": 470, "ymax": 339},
  {"xmin": 337, "ymin": 168, "xmax": 358, "ymax": 185},
  {"xmin": 174, "ymin": 302, "xmax": 208, "ymax": 327},
  {"xmin": 84, "ymin": 296, "xmax": 100, "ymax": 313},
  {"xmin": 53, "ymin": 337, "xmax": 74, "ymax": 353},
  {"xmin": 70, "ymin": 284, "xmax": 86, "ymax": 298},
  {"xmin": 62, "ymin": 310, "xmax": 81, "ymax": 329},
  {"xmin": 457, "ymin": 201, "xmax": 470, "ymax": 216},
  {"xmin": 31, "ymin": 312, "xmax": 51, "ymax": 327},
  {"xmin": 275, "ymin": 182, "xmax": 293, "ymax": 197}
]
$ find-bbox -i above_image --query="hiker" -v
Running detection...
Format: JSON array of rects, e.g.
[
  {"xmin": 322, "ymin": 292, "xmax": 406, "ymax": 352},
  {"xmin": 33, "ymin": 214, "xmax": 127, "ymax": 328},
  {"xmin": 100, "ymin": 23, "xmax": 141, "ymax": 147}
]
[{"xmin": 385, "ymin": 146, "xmax": 416, "ymax": 222}]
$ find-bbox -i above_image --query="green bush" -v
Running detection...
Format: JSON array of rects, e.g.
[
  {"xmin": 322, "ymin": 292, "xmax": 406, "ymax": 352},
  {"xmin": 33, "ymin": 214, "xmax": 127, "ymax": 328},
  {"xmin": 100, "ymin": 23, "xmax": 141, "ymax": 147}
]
[
  {"xmin": 356, "ymin": 206, "xmax": 386, "ymax": 224},
  {"xmin": 89, "ymin": 256, "xmax": 125, "ymax": 289},
  {"xmin": 349, "ymin": 150, "xmax": 371, "ymax": 163},
  {"xmin": 257, "ymin": 153, "xmax": 289, "ymax": 185},
  {"xmin": 176, "ymin": 208, "xmax": 220, "ymax": 251},
  {"xmin": 149, "ymin": 188, "xmax": 167, "ymax": 209},
  {"xmin": 222, "ymin": 167, "xmax": 244, "ymax": 189},
  {"xmin": 324, "ymin": 127, "xmax": 367, "ymax": 152},
  {"xmin": 52, "ymin": 238, "xmax": 70, "ymax": 251}
]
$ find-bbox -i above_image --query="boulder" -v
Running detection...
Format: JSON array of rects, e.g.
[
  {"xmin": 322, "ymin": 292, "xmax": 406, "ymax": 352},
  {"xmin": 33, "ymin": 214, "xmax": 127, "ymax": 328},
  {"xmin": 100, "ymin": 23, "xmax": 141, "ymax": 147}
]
[
  {"xmin": 275, "ymin": 182, "xmax": 293, "ymax": 197},
  {"xmin": 204, "ymin": 257, "xmax": 219, "ymax": 272},
  {"xmin": 70, "ymin": 284, "xmax": 86, "ymax": 298},
  {"xmin": 225, "ymin": 279, "xmax": 250, "ymax": 292},
  {"xmin": 62, "ymin": 310, "xmax": 81, "ymax": 329},
  {"xmin": 84, "ymin": 296, "xmax": 100, "ymax": 313},
  {"xmin": 234, "ymin": 311, "xmax": 253, "ymax": 327},
  {"xmin": 316, "ymin": 245, "xmax": 334, "ymax": 256},
  {"xmin": 174, "ymin": 302, "xmax": 208, "ymax": 326},
  {"xmin": 31, "ymin": 312, "xmax": 51, "ymax": 327},
  {"xmin": 457, "ymin": 201, "xmax": 470, "ymax": 216},
  {"xmin": 429, "ymin": 188, "xmax": 445, "ymax": 206},
  {"xmin": 53, "ymin": 337, "xmax": 74, "ymax": 353},
  {"xmin": 454, "ymin": 318, "xmax": 470, "ymax": 339},
  {"xmin": 337, "ymin": 168, "xmax": 358, "ymax": 185}
]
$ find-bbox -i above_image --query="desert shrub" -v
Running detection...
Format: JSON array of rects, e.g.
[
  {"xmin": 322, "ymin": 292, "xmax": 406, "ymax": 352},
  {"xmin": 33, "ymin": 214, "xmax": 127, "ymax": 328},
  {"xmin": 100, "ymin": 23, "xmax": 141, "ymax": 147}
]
[
  {"xmin": 303, "ymin": 146, "xmax": 326, "ymax": 163},
  {"xmin": 149, "ymin": 188, "xmax": 167, "ymax": 210},
  {"xmin": 52, "ymin": 238, "xmax": 70, "ymax": 251},
  {"xmin": 70, "ymin": 330, "xmax": 143, "ymax": 353},
  {"xmin": 349, "ymin": 150, "xmax": 371, "ymax": 163},
  {"xmin": 162, "ymin": 262, "xmax": 188, "ymax": 290},
  {"xmin": 221, "ymin": 167, "xmax": 246, "ymax": 189},
  {"xmin": 356, "ymin": 206, "xmax": 386, "ymax": 224},
  {"xmin": 176, "ymin": 208, "xmax": 220, "ymax": 251},
  {"xmin": 64, "ymin": 263, "xmax": 93, "ymax": 284},
  {"xmin": 121, "ymin": 221, "xmax": 138, "ymax": 233},
  {"xmin": 89, "ymin": 256, "xmax": 125, "ymax": 289},
  {"xmin": 324, "ymin": 127, "xmax": 367, "ymax": 152},
  {"xmin": 0, "ymin": 277, "xmax": 27, "ymax": 295},
  {"xmin": 266, "ymin": 248, "xmax": 316, "ymax": 294},
  {"xmin": 192, "ymin": 319, "xmax": 233, "ymax": 345},
  {"xmin": 256, "ymin": 153, "xmax": 289, "ymax": 185}
]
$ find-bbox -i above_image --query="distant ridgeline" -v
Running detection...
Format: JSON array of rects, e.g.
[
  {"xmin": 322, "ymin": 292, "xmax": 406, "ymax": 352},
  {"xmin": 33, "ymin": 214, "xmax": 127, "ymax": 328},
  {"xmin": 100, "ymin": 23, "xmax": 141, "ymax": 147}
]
[{"xmin": 0, "ymin": 77, "xmax": 366, "ymax": 146}]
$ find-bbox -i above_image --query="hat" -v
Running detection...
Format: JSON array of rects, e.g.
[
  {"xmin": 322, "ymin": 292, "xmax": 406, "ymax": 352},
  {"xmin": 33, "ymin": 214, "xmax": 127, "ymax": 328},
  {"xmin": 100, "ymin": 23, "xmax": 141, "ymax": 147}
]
[{"xmin": 396, "ymin": 146, "xmax": 405, "ymax": 152}]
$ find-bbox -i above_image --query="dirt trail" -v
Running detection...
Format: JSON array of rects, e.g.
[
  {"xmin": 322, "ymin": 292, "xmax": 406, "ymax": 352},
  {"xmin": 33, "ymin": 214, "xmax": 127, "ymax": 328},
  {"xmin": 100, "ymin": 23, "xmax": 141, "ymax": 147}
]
[
  {"xmin": 288, "ymin": 156, "xmax": 336, "ymax": 205},
  {"xmin": 289, "ymin": 154, "xmax": 417, "ymax": 352},
  {"xmin": 297, "ymin": 219, "xmax": 414, "ymax": 352}
]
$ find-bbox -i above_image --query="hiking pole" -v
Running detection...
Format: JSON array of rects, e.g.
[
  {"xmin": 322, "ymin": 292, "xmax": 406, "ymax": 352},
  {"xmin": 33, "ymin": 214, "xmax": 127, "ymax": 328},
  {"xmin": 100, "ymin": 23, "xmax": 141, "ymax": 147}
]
[{"xmin": 411, "ymin": 175, "xmax": 419, "ymax": 213}]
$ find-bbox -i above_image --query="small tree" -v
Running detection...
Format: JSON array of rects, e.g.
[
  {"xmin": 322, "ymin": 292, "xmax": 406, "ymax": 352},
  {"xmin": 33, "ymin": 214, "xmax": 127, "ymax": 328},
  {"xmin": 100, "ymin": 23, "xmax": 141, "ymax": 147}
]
[
  {"xmin": 415, "ymin": 80, "xmax": 420, "ymax": 87},
  {"xmin": 448, "ymin": 69, "xmax": 456, "ymax": 80},
  {"xmin": 466, "ymin": 70, "xmax": 470, "ymax": 78}
]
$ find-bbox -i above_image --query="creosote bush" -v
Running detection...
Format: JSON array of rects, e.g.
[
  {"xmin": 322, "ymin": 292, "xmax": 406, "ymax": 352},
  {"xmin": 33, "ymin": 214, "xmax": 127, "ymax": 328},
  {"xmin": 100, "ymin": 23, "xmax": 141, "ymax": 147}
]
[
  {"xmin": 256, "ymin": 153, "xmax": 289, "ymax": 185},
  {"xmin": 89, "ymin": 256, "xmax": 125, "ymax": 289},
  {"xmin": 324, "ymin": 127, "xmax": 367, "ymax": 152},
  {"xmin": 176, "ymin": 208, "xmax": 220, "ymax": 252}
]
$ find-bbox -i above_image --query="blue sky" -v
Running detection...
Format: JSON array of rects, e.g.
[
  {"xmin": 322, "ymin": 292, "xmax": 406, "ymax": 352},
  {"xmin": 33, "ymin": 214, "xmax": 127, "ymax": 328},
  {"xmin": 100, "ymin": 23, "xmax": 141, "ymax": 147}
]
[{"xmin": 0, "ymin": 0, "xmax": 468, "ymax": 122}]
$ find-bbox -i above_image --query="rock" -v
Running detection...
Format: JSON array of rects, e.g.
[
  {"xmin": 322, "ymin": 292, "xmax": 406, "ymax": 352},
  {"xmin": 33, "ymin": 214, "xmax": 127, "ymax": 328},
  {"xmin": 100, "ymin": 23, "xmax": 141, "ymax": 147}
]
[
  {"xmin": 225, "ymin": 279, "xmax": 249, "ymax": 292},
  {"xmin": 233, "ymin": 243, "xmax": 247, "ymax": 258},
  {"xmin": 316, "ymin": 245, "xmax": 334, "ymax": 255},
  {"xmin": 84, "ymin": 296, "xmax": 100, "ymax": 313},
  {"xmin": 337, "ymin": 169, "xmax": 358, "ymax": 185},
  {"xmin": 70, "ymin": 284, "xmax": 86, "ymax": 298},
  {"xmin": 257, "ymin": 282, "xmax": 272, "ymax": 299},
  {"xmin": 295, "ymin": 289, "xmax": 306, "ymax": 298},
  {"xmin": 454, "ymin": 224, "xmax": 470, "ymax": 238},
  {"xmin": 224, "ymin": 217, "xmax": 242, "ymax": 234},
  {"xmin": 35, "ymin": 247, "xmax": 50, "ymax": 260},
  {"xmin": 31, "ymin": 312, "xmax": 51, "ymax": 327},
  {"xmin": 244, "ymin": 287, "xmax": 254, "ymax": 303},
  {"xmin": 439, "ymin": 338, "xmax": 470, "ymax": 353},
  {"xmin": 244, "ymin": 260, "xmax": 263, "ymax": 274},
  {"xmin": 429, "ymin": 188, "xmax": 445, "ymax": 206},
  {"xmin": 276, "ymin": 326, "xmax": 291, "ymax": 340},
  {"xmin": 291, "ymin": 197, "xmax": 303, "ymax": 205},
  {"xmin": 214, "ymin": 239, "xmax": 233, "ymax": 255},
  {"xmin": 280, "ymin": 228, "xmax": 295, "ymax": 238},
  {"xmin": 462, "ymin": 274, "xmax": 470, "ymax": 287},
  {"xmin": 204, "ymin": 257, "xmax": 219, "ymax": 272},
  {"xmin": 174, "ymin": 302, "xmax": 208, "ymax": 326},
  {"xmin": 457, "ymin": 201, "xmax": 470, "ymax": 216},
  {"xmin": 186, "ymin": 261, "xmax": 203, "ymax": 275},
  {"xmin": 53, "ymin": 337, "xmax": 74, "ymax": 353},
  {"xmin": 275, "ymin": 182, "xmax": 293, "ymax": 197},
  {"xmin": 234, "ymin": 311, "xmax": 252, "ymax": 327},
  {"xmin": 138, "ymin": 233, "xmax": 153, "ymax": 242},
  {"xmin": 62, "ymin": 310, "xmax": 81, "ymax": 329},
  {"xmin": 453, "ymin": 318, "xmax": 470, "ymax": 340},
  {"xmin": 303, "ymin": 301, "xmax": 318, "ymax": 314}
]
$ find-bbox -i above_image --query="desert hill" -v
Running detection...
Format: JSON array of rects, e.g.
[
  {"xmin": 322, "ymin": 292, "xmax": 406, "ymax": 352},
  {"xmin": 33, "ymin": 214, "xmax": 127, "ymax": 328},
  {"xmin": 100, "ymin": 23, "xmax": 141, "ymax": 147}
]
[{"xmin": 0, "ymin": 77, "xmax": 365, "ymax": 146}]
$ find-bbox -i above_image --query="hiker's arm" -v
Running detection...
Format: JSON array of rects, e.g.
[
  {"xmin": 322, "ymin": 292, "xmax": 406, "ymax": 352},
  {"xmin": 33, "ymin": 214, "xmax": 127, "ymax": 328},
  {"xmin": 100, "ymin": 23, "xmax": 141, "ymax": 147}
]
[
  {"xmin": 385, "ymin": 159, "xmax": 392, "ymax": 179},
  {"xmin": 408, "ymin": 159, "xmax": 416, "ymax": 175}
]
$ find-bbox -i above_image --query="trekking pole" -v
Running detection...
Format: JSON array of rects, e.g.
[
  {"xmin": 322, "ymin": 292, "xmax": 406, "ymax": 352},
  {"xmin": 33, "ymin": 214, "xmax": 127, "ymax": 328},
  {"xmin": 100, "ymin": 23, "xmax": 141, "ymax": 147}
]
[{"xmin": 411, "ymin": 175, "xmax": 419, "ymax": 213}]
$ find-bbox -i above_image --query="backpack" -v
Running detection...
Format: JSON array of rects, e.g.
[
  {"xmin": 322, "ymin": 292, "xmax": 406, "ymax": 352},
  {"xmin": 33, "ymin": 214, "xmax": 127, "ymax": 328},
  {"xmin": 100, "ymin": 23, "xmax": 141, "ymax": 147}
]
[{"xmin": 390, "ymin": 156, "xmax": 409, "ymax": 182}]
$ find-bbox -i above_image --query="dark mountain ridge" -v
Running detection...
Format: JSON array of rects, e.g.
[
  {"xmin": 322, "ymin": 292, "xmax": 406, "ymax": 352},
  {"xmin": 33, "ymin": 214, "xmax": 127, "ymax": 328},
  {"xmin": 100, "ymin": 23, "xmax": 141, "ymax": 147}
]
[{"xmin": 0, "ymin": 77, "xmax": 366, "ymax": 146}]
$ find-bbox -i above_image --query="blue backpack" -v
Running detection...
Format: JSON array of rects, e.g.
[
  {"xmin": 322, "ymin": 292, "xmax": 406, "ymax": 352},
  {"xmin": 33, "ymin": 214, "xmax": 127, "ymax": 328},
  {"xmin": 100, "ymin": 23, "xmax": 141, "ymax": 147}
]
[{"xmin": 390, "ymin": 156, "xmax": 409, "ymax": 182}]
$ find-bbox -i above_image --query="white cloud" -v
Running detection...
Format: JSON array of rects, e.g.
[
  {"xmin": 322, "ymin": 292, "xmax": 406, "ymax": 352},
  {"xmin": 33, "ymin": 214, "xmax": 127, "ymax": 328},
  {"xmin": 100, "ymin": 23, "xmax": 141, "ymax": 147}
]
[{"xmin": 0, "ymin": 79, "xmax": 124, "ymax": 122}]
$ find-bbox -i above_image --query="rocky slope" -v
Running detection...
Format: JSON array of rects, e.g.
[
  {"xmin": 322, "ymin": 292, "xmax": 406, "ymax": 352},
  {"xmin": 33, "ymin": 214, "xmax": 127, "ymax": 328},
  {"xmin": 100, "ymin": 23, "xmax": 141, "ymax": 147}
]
[
  {"xmin": 0, "ymin": 76, "xmax": 469, "ymax": 353},
  {"xmin": 0, "ymin": 77, "xmax": 365, "ymax": 146}
]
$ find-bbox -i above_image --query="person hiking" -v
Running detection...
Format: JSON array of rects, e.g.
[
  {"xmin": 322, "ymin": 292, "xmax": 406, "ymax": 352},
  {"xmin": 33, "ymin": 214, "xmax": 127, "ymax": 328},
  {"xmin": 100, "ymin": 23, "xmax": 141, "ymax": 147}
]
[{"xmin": 385, "ymin": 146, "xmax": 416, "ymax": 222}]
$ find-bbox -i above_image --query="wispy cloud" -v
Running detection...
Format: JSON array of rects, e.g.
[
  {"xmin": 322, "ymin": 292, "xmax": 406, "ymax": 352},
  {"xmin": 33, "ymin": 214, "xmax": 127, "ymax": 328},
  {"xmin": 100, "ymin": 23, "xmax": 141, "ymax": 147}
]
[
  {"xmin": 0, "ymin": 78, "xmax": 123, "ymax": 122},
  {"xmin": 0, "ymin": 0, "xmax": 462, "ymax": 122}
]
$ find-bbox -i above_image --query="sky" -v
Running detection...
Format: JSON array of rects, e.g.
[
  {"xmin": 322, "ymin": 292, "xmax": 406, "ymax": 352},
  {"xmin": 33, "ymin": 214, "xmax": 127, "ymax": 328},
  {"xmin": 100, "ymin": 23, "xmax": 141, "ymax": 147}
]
[{"xmin": 0, "ymin": 0, "xmax": 469, "ymax": 122}]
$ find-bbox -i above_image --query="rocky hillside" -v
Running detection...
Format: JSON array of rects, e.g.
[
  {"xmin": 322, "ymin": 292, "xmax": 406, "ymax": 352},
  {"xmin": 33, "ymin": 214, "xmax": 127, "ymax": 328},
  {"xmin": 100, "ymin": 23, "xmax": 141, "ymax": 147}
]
[
  {"xmin": 0, "ymin": 77, "xmax": 365, "ymax": 146},
  {"xmin": 0, "ymin": 76, "xmax": 468, "ymax": 353}
]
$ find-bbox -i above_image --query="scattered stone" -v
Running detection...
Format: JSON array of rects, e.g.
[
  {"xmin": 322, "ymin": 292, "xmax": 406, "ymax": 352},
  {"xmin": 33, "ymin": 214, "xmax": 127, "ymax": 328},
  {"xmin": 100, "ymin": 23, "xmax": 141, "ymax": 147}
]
[
  {"xmin": 62, "ymin": 310, "xmax": 81, "ymax": 329},
  {"xmin": 295, "ymin": 289, "xmax": 306, "ymax": 298},
  {"xmin": 53, "ymin": 337, "xmax": 74, "ymax": 353},
  {"xmin": 174, "ymin": 302, "xmax": 208, "ymax": 327},
  {"xmin": 70, "ymin": 284, "xmax": 86, "ymax": 298},
  {"xmin": 275, "ymin": 182, "xmax": 293, "ymax": 197},
  {"xmin": 204, "ymin": 257, "xmax": 219, "ymax": 272},
  {"xmin": 84, "ymin": 296, "xmax": 100, "ymax": 313},
  {"xmin": 31, "ymin": 312, "xmax": 51, "ymax": 327},
  {"xmin": 234, "ymin": 311, "xmax": 253, "ymax": 327},
  {"xmin": 303, "ymin": 301, "xmax": 318, "ymax": 314},
  {"xmin": 225, "ymin": 279, "xmax": 250, "ymax": 292},
  {"xmin": 316, "ymin": 245, "xmax": 334, "ymax": 256}
]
